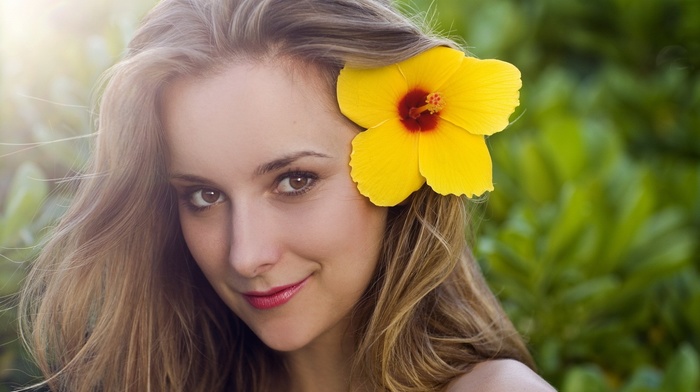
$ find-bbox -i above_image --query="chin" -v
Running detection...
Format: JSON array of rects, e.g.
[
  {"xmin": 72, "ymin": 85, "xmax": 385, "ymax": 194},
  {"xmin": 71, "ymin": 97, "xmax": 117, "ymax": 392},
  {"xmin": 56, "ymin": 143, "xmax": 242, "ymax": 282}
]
[{"xmin": 255, "ymin": 328, "xmax": 314, "ymax": 353}]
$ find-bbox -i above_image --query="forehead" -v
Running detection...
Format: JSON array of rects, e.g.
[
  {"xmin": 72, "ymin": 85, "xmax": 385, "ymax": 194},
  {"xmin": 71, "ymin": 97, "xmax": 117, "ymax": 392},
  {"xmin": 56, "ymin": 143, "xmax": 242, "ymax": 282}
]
[{"xmin": 162, "ymin": 61, "xmax": 354, "ymax": 174}]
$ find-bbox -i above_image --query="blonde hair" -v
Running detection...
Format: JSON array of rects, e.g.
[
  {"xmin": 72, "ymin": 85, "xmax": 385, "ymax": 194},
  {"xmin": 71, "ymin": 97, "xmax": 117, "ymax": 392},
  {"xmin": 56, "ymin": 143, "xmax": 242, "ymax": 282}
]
[{"xmin": 19, "ymin": 0, "xmax": 533, "ymax": 390}]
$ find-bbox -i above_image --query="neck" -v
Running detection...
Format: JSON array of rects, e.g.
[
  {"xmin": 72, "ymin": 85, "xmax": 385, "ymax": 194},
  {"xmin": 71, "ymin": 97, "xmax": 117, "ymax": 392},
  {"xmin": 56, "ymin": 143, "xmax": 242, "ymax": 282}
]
[{"xmin": 283, "ymin": 317, "xmax": 369, "ymax": 392}]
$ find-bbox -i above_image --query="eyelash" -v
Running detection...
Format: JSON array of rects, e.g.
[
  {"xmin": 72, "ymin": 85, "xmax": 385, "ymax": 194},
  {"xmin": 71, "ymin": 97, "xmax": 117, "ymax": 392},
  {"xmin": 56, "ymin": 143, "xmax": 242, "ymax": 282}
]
[{"xmin": 177, "ymin": 170, "xmax": 319, "ymax": 213}]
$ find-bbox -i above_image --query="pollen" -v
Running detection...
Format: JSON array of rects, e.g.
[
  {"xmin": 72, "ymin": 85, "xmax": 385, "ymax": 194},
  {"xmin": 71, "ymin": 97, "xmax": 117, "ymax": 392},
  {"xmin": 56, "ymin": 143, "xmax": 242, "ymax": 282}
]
[
  {"xmin": 425, "ymin": 92, "xmax": 445, "ymax": 113},
  {"xmin": 408, "ymin": 92, "xmax": 445, "ymax": 119}
]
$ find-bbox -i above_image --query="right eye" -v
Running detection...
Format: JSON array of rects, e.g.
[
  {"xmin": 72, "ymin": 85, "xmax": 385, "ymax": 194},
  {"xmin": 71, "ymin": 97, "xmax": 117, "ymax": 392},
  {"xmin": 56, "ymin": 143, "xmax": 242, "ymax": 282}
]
[{"xmin": 187, "ymin": 188, "xmax": 225, "ymax": 210}]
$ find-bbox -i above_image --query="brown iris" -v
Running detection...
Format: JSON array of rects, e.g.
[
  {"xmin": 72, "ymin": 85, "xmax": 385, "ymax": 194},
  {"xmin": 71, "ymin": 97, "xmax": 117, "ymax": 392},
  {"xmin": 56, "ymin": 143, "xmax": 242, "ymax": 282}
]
[
  {"xmin": 201, "ymin": 189, "xmax": 221, "ymax": 203},
  {"xmin": 289, "ymin": 176, "xmax": 308, "ymax": 190}
]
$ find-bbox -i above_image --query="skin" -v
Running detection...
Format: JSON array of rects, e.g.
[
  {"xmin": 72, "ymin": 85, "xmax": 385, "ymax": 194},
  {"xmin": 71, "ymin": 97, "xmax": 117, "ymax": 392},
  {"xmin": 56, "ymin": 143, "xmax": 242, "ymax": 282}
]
[
  {"xmin": 447, "ymin": 359, "xmax": 557, "ymax": 392},
  {"xmin": 163, "ymin": 60, "xmax": 387, "ymax": 392}
]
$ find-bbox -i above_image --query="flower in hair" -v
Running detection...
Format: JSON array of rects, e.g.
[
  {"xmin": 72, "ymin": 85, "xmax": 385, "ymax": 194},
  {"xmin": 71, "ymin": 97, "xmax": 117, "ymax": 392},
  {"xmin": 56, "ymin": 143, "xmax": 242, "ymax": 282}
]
[{"xmin": 337, "ymin": 46, "xmax": 521, "ymax": 206}]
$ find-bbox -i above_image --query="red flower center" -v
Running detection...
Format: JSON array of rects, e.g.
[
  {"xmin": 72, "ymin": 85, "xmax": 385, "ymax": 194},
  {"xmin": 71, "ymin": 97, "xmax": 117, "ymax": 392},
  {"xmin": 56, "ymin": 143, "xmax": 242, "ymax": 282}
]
[{"xmin": 398, "ymin": 89, "xmax": 444, "ymax": 132}]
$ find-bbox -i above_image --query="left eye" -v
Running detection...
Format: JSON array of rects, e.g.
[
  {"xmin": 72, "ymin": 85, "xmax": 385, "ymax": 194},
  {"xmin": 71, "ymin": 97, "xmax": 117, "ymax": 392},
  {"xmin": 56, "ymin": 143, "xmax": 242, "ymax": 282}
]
[{"xmin": 274, "ymin": 172, "xmax": 317, "ymax": 195}]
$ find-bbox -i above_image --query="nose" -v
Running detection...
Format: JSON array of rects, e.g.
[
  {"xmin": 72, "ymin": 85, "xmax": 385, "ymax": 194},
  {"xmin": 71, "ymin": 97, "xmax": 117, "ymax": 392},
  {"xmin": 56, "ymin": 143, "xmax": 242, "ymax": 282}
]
[{"xmin": 228, "ymin": 201, "xmax": 282, "ymax": 278}]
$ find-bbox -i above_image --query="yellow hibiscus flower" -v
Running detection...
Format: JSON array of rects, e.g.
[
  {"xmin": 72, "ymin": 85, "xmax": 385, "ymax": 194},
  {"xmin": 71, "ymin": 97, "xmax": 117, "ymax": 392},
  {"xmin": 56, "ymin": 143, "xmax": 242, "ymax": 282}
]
[{"xmin": 337, "ymin": 46, "xmax": 522, "ymax": 207}]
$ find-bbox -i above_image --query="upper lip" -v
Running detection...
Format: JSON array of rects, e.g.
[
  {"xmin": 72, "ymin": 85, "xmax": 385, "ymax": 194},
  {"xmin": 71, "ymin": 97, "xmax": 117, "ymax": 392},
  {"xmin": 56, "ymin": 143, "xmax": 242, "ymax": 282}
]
[{"xmin": 243, "ymin": 276, "xmax": 309, "ymax": 297}]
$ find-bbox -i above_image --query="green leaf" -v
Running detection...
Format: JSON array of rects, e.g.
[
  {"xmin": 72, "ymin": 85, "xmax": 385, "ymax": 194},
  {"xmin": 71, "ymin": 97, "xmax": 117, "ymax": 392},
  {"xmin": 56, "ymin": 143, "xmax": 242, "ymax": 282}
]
[
  {"xmin": 561, "ymin": 366, "xmax": 612, "ymax": 392},
  {"xmin": 519, "ymin": 139, "xmax": 557, "ymax": 204},
  {"xmin": 620, "ymin": 366, "xmax": 663, "ymax": 392},
  {"xmin": 660, "ymin": 344, "xmax": 700, "ymax": 392},
  {"xmin": 542, "ymin": 184, "xmax": 593, "ymax": 264},
  {"xmin": 538, "ymin": 115, "xmax": 587, "ymax": 182},
  {"xmin": 0, "ymin": 162, "xmax": 48, "ymax": 246}
]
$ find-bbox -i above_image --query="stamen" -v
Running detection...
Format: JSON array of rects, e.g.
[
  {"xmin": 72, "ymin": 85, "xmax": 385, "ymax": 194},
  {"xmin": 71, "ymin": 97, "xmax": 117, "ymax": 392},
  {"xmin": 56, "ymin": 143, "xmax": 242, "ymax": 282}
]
[{"xmin": 408, "ymin": 92, "xmax": 445, "ymax": 119}]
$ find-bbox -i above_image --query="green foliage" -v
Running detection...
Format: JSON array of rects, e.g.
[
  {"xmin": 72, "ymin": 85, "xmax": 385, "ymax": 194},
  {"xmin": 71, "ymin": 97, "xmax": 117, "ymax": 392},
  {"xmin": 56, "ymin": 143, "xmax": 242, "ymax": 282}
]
[
  {"xmin": 0, "ymin": 0, "xmax": 158, "ymax": 388},
  {"xmin": 1, "ymin": 0, "xmax": 698, "ymax": 390},
  {"xmin": 0, "ymin": 163, "xmax": 46, "ymax": 389},
  {"xmin": 404, "ymin": 0, "xmax": 699, "ymax": 390}
]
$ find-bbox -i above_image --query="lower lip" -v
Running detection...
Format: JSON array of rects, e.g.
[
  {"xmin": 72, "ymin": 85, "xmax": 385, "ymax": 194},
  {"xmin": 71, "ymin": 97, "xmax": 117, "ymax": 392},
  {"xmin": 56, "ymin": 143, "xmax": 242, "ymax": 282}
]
[{"xmin": 243, "ymin": 278, "xmax": 308, "ymax": 310}]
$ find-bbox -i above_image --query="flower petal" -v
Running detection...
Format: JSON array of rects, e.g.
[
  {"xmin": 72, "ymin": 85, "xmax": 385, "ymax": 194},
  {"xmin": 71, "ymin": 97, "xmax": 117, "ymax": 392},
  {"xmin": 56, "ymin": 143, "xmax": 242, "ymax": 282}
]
[
  {"xmin": 440, "ymin": 57, "xmax": 521, "ymax": 136},
  {"xmin": 418, "ymin": 120, "xmax": 493, "ymax": 198},
  {"xmin": 350, "ymin": 119, "xmax": 424, "ymax": 206},
  {"xmin": 398, "ymin": 46, "xmax": 464, "ymax": 93},
  {"xmin": 337, "ymin": 64, "xmax": 406, "ymax": 129}
]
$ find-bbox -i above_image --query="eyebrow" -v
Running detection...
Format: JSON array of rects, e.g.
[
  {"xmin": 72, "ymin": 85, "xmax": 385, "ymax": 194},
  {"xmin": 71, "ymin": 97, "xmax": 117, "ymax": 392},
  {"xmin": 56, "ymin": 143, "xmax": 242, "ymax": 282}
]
[
  {"xmin": 254, "ymin": 150, "xmax": 331, "ymax": 176},
  {"xmin": 169, "ymin": 150, "xmax": 332, "ymax": 184},
  {"xmin": 168, "ymin": 173, "xmax": 217, "ymax": 186}
]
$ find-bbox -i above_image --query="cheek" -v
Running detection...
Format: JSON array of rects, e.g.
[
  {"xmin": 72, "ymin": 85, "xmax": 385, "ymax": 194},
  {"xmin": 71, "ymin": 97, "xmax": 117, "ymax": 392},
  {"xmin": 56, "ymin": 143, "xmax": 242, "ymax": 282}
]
[
  {"xmin": 179, "ymin": 210, "xmax": 229, "ymax": 274},
  {"xmin": 287, "ymin": 189, "xmax": 387, "ymax": 268}
]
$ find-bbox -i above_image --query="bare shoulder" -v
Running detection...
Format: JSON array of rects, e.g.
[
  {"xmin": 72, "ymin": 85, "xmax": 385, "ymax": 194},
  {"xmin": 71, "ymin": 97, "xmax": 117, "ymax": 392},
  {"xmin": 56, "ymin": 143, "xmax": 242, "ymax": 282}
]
[{"xmin": 446, "ymin": 359, "xmax": 557, "ymax": 392}]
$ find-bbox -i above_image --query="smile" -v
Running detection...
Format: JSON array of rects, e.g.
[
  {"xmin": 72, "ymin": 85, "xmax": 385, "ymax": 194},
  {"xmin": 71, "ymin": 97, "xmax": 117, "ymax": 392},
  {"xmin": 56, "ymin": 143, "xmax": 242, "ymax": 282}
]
[{"xmin": 243, "ymin": 277, "xmax": 309, "ymax": 310}]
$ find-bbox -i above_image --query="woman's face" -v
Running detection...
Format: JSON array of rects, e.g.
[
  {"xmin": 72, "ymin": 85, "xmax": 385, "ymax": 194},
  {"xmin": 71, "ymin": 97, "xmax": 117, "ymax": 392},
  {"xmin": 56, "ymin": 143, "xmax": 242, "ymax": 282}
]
[{"xmin": 163, "ymin": 61, "xmax": 387, "ymax": 353}]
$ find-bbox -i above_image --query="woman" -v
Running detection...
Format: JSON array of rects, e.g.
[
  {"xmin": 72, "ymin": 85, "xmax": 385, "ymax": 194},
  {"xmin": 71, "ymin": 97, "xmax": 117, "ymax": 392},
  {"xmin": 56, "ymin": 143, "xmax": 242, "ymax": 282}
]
[{"xmin": 20, "ymin": 0, "xmax": 555, "ymax": 391}]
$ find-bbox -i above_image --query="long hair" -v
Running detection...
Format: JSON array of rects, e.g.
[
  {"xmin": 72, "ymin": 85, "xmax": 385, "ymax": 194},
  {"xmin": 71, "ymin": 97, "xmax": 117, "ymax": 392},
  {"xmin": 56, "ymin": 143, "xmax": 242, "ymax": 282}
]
[{"xmin": 19, "ymin": 0, "xmax": 532, "ymax": 390}]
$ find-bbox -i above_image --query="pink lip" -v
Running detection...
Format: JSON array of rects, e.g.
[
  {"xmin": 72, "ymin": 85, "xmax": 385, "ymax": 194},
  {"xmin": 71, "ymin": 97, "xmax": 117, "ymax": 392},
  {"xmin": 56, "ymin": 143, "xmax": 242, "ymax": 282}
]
[{"xmin": 243, "ymin": 277, "xmax": 309, "ymax": 310}]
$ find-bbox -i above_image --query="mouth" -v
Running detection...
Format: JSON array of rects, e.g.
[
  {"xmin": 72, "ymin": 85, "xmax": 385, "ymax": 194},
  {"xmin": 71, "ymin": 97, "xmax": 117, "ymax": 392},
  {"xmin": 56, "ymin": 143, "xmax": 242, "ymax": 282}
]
[{"xmin": 242, "ymin": 276, "xmax": 309, "ymax": 310}]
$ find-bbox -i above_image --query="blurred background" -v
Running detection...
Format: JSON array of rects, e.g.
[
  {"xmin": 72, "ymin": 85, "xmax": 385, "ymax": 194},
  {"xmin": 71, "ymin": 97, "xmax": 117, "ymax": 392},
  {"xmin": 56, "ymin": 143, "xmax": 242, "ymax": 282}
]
[{"xmin": 1, "ymin": 0, "xmax": 698, "ymax": 390}]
